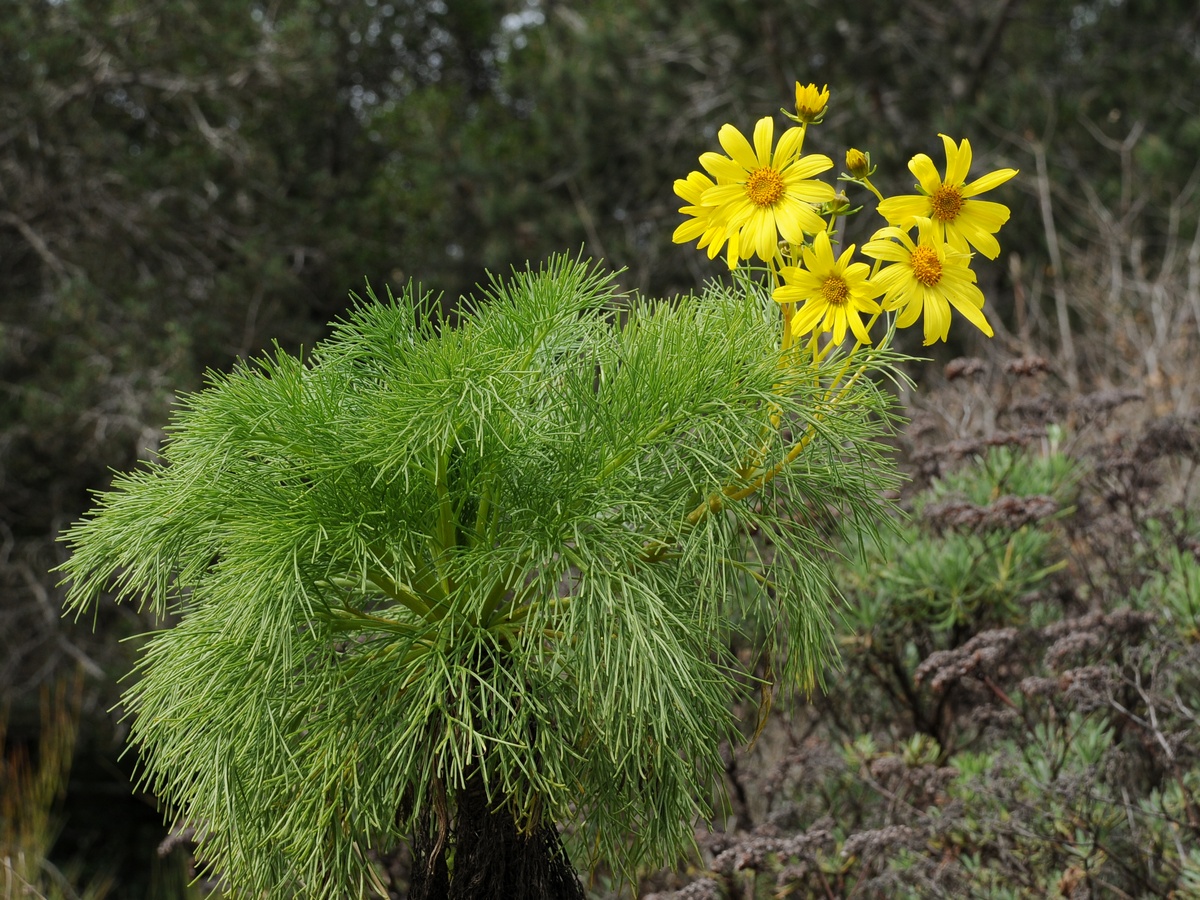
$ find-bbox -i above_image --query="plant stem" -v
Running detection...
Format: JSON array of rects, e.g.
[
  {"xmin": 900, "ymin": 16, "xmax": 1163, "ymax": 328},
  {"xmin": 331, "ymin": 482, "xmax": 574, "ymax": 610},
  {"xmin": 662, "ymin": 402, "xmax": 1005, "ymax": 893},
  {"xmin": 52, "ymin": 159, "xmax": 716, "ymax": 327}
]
[
  {"xmin": 434, "ymin": 446, "xmax": 457, "ymax": 597},
  {"xmin": 367, "ymin": 569, "xmax": 434, "ymax": 619},
  {"xmin": 683, "ymin": 354, "xmax": 874, "ymax": 526}
]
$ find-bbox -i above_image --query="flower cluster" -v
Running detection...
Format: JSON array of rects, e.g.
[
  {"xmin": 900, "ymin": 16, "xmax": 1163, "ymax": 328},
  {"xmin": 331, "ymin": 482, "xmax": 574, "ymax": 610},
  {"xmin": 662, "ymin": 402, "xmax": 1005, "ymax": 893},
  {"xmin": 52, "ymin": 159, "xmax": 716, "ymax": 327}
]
[{"xmin": 673, "ymin": 84, "xmax": 1018, "ymax": 347}]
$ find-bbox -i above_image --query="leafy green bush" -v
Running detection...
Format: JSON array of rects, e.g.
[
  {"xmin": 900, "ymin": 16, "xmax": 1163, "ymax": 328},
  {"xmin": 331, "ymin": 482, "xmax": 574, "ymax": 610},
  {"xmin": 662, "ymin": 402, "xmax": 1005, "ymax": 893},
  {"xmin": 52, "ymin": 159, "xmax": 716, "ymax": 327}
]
[
  {"xmin": 60, "ymin": 257, "xmax": 904, "ymax": 897},
  {"xmin": 840, "ymin": 442, "xmax": 1073, "ymax": 661}
]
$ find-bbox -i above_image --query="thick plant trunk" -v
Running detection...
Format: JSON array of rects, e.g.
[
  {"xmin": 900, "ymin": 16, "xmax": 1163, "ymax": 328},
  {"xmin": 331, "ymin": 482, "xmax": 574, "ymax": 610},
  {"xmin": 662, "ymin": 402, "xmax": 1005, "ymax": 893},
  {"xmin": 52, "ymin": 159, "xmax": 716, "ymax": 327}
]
[
  {"xmin": 408, "ymin": 769, "xmax": 585, "ymax": 900},
  {"xmin": 407, "ymin": 808, "xmax": 451, "ymax": 899}
]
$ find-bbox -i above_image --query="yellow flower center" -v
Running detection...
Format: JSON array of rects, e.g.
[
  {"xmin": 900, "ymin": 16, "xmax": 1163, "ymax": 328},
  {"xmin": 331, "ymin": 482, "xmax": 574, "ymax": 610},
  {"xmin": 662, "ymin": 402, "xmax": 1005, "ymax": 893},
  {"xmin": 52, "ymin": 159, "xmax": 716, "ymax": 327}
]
[
  {"xmin": 745, "ymin": 167, "xmax": 786, "ymax": 207},
  {"xmin": 911, "ymin": 246, "xmax": 943, "ymax": 287},
  {"xmin": 931, "ymin": 185, "xmax": 964, "ymax": 221},
  {"xmin": 821, "ymin": 275, "xmax": 850, "ymax": 306}
]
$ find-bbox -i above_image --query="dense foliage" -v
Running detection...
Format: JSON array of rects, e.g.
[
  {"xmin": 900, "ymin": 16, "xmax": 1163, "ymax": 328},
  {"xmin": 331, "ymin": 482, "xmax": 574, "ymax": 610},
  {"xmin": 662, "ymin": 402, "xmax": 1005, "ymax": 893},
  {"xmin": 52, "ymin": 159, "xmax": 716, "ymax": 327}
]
[{"xmin": 60, "ymin": 256, "xmax": 902, "ymax": 895}]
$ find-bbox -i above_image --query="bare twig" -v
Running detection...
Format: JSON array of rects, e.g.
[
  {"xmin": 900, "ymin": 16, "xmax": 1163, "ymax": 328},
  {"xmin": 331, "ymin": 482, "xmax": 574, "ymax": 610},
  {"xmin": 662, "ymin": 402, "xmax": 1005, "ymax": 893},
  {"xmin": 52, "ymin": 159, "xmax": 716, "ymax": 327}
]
[{"xmin": 1031, "ymin": 141, "xmax": 1078, "ymax": 391}]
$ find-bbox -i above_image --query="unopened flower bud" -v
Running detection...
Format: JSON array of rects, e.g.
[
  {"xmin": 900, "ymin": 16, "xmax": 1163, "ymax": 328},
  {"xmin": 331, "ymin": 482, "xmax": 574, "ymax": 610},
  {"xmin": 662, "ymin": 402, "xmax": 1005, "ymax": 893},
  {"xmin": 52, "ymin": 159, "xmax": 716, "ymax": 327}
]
[
  {"xmin": 822, "ymin": 192, "xmax": 853, "ymax": 216},
  {"xmin": 845, "ymin": 148, "xmax": 873, "ymax": 179},
  {"xmin": 789, "ymin": 82, "xmax": 830, "ymax": 125}
]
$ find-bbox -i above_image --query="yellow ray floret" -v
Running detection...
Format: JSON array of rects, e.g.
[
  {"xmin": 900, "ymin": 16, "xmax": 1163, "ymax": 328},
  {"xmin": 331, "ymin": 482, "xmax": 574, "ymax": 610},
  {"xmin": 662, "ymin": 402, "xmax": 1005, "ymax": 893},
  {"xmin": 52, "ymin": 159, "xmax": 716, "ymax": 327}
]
[
  {"xmin": 863, "ymin": 218, "xmax": 994, "ymax": 345},
  {"xmin": 877, "ymin": 135, "xmax": 1017, "ymax": 260}
]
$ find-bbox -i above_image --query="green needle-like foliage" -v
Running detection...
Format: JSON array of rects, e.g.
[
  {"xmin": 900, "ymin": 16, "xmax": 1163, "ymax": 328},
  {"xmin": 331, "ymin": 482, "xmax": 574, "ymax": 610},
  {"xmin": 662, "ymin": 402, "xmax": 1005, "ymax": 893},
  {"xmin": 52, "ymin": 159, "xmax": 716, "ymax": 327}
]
[{"xmin": 61, "ymin": 255, "xmax": 902, "ymax": 896}]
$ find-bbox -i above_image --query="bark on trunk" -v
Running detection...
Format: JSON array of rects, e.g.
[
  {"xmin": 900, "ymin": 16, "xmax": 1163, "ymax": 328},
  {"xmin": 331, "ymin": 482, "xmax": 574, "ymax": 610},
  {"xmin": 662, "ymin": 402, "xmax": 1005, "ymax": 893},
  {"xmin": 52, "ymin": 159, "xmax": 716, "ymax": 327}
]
[
  {"xmin": 407, "ymin": 806, "xmax": 451, "ymax": 899},
  {"xmin": 408, "ymin": 769, "xmax": 585, "ymax": 900}
]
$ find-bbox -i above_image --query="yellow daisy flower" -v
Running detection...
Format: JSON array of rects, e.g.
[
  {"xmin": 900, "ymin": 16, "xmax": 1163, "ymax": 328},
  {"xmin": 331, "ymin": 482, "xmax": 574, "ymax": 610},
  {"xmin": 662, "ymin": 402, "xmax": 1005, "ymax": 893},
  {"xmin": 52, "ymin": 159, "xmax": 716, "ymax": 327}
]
[
  {"xmin": 699, "ymin": 117, "xmax": 835, "ymax": 267},
  {"xmin": 862, "ymin": 218, "xmax": 994, "ymax": 345},
  {"xmin": 773, "ymin": 230, "xmax": 883, "ymax": 345},
  {"xmin": 877, "ymin": 134, "xmax": 1017, "ymax": 259},
  {"xmin": 672, "ymin": 170, "xmax": 729, "ymax": 261},
  {"xmin": 792, "ymin": 82, "xmax": 830, "ymax": 125}
]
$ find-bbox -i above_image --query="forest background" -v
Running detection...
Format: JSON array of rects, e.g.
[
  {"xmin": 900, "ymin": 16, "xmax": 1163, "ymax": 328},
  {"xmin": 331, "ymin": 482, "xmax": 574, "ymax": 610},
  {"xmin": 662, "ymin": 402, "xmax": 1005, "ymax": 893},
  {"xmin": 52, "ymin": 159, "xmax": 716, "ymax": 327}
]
[{"xmin": 3, "ymin": 0, "xmax": 1200, "ymax": 897}]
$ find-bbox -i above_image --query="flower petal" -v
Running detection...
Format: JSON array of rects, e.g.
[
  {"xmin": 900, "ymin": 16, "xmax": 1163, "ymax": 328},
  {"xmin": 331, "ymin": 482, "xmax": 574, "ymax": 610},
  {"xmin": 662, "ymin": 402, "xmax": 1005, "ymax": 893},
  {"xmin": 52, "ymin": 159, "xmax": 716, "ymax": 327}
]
[
  {"xmin": 792, "ymin": 300, "xmax": 828, "ymax": 335},
  {"xmin": 853, "ymin": 276, "xmax": 886, "ymax": 302},
  {"xmin": 914, "ymin": 217, "xmax": 938, "ymax": 243},
  {"xmin": 862, "ymin": 237, "xmax": 910, "ymax": 263},
  {"xmin": 953, "ymin": 217, "xmax": 1001, "ymax": 259},
  {"xmin": 832, "ymin": 242, "xmax": 857, "ymax": 272},
  {"xmin": 830, "ymin": 308, "xmax": 848, "ymax": 344},
  {"xmin": 893, "ymin": 285, "xmax": 923, "ymax": 326},
  {"xmin": 782, "ymin": 269, "xmax": 823, "ymax": 296},
  {"xmin": 700, "ymin": 153, "xmax": 745, "ymax": 184},
  {"xmin": 961, "ymin": 199, "xmax": 1012, "ymax": 233},
  {"xmin": 872, "ymin": 265, "xmax": 908, "ymax": 298},
  {"xmin": 942, "ymin": 134, "xmax": 972, "ymax": 186},
  {"xmin": 923, "ymin": 292, "xmax": 951, "ymax": 344},
  {"xmin": 853, "ymin": 292, "xmax": 882, "ymax": 314},
  {"xmin": 773, "ymin": 201, "xmax": 804, "ymax": 245},
  {"xmin": 750, "ymin": 209, "xmax": 778, "ymax": 261},
  {"xmin": 842, "ymin": 259, "xmax": 872, "ymax": 285},
  {"xmin": 674, "ymin": 175, "xmax": 704, "ymax": 204},
  {"xmin": 908, "ymin": 154, "xmax": 941, "ymax": 194},
  {"xmin": 811, "ymin": 230, "xmax": 836, "ymax": 270},
  {"xmin": 703, "ymin": 182, "xmax": 751, "ymax": 208},
  {"xmin": 784, "ymin": 181, "xmax": 836, "ymax": 211},
  {"xmin": 783, "ymin": 153, "xmax": 835, "ymax": 181},
  {"xmin": 717, "ymin": 125, "xmax": 758, "ymax": 173},
  {"xmin": 725, "ymin": 227, "xmax": 741, "ymax": 269},
  {"xmin": 774, "ymin": 126, "xmax": 805, "ymax": 167},
  {"xmin": 948, "ymin": 289, "xmax": 995, "ymax": 337},
  {"xmin": 877, "ymin": 194, "xmax": 931, "ymax": 228},
  {"xmin": 963, "ymin": 168, "xmax": 1018, "ymax": 197},
  {"xmin": 773, "ymin": 284, "xmax": 806, "ymax": 305},
  {"xmin": 673, "ymin": 218, "xmax": 708, "ymax": 244},
  {"xmin": 775, "ymin": 196, "xmax": 825, "ymax": 241},
  {"xmin": 941, "ymin": 268, "xmax": 986, "ymax": 304},
  {"xmin": 943, "ymin": 225, "xmax": 972, "ymax": 255},
  {"xmin": 752, "ymin": 117, "xmax": 774, "ymax": 168},
  {"xmin": 848, "ymin": 306, "xmax": 873, "ymax": 344}
]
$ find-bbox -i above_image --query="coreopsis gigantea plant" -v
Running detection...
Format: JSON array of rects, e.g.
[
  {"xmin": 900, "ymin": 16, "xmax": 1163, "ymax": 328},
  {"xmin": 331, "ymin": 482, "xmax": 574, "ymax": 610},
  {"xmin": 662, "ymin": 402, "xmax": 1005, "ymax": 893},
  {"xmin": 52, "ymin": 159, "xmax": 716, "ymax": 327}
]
[{"xmin": 63, "ymin": 83, "xmax": 1013, "ymax": 898}]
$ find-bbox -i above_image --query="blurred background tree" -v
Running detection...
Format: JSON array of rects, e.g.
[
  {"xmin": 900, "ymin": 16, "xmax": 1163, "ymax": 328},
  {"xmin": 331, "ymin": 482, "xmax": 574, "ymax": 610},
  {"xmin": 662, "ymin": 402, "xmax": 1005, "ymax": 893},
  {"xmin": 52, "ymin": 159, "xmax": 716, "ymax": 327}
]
[{"xmin": 2, "ymin": 0, "xmax": 1198, "ymax": 893}]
